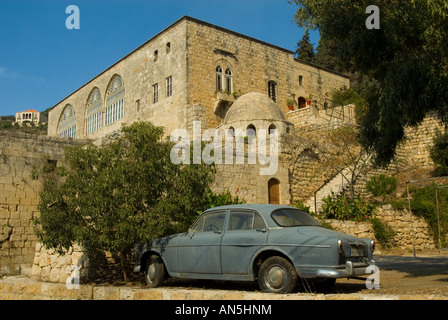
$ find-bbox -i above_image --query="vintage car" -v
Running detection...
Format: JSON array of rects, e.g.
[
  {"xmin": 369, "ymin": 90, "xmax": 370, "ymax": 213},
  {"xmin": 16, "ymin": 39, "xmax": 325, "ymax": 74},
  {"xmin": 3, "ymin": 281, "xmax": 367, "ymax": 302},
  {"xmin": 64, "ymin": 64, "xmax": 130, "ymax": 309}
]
[{"xmin": 134, "ymin": 204, "xmax": 375, "ymax": 293}]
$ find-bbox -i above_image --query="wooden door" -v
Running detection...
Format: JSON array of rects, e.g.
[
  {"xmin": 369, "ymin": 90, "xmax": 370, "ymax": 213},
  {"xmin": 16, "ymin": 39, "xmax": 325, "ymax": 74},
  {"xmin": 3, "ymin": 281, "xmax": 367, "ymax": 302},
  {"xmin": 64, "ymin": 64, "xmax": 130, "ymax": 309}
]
[{"xmin": 268, "ymin": 178, "xmax": 280, "ymax": 204}]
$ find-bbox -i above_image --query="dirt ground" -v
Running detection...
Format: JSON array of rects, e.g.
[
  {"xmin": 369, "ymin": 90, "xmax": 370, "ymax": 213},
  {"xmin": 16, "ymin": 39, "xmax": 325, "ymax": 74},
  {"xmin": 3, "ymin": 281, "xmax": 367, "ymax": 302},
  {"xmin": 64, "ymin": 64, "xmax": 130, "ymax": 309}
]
[{"xmin": 153, "ymin": 248, "xmax": 448, "ymax": 296}]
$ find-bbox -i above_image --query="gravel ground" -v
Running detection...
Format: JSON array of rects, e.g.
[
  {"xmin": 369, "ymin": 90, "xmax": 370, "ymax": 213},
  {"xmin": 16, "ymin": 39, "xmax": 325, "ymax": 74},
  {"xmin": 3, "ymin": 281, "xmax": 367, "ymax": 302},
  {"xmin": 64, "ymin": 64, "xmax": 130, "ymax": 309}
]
[{"xmin": 153, "ymin": 249, "xmax": 448, "ymax": 297}]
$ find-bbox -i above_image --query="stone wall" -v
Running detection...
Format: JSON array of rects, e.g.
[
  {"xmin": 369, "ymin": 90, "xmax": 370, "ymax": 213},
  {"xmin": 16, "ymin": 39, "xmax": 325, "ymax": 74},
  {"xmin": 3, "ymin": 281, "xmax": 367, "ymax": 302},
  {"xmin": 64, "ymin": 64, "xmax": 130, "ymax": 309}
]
[
  {"xmin": 0, "ymin": 131, "xmax": 82, "ymax": 277},
  {"xmin": 326, "ymin": 205, "xmax": 436, "ymax": 251}
]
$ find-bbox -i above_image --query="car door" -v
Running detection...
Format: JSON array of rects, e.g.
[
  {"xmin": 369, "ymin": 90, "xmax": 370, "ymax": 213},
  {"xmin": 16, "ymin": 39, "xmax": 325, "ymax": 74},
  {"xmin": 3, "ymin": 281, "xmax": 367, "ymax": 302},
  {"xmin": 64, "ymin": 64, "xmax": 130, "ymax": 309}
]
[
  {"xmin": 177, "ymin": 210, "xmax": 226, "ymax": 274},
  {"xmin": 220, "ymin": 210, "xmax": 268, "ymax": 274}
]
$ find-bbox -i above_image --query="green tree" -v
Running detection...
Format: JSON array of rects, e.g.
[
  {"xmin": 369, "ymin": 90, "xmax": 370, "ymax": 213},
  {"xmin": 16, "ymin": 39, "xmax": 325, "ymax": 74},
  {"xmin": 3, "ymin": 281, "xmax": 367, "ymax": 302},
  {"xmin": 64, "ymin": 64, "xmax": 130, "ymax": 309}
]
[
  {"xmin": 430, "ymin": 129, "xmax": 448, "ymax": 177},
  {"xmin": 295, "ymin": 30, "xmax": 315, "ymax": 62},
  {"xmin": 32, "ymin": 121, "xmax": 214, "ymax": 281},
  {"xmin": 289, "ymin": 0, "xmax": 448, "ymax": 167}
]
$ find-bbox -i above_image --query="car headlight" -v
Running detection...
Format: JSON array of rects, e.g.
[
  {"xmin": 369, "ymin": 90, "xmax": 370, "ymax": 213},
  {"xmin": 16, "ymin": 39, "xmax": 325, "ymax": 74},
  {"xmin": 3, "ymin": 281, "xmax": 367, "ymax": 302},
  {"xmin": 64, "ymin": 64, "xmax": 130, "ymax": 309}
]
[
  {"xmin": 338, "ymin": 239, "xmax": 343, "ymax": 254},
  {"xmin": 371, "ymin": 239, "xmax": 375, "ymax": 252}
]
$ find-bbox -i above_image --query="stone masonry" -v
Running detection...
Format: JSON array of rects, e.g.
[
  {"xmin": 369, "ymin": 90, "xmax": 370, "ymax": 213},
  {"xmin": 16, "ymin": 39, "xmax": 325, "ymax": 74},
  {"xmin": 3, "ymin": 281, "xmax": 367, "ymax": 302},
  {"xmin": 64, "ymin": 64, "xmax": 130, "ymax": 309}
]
[{"xmin": 0, "ymin": 131, "xmax": 82, "ymax": 277}]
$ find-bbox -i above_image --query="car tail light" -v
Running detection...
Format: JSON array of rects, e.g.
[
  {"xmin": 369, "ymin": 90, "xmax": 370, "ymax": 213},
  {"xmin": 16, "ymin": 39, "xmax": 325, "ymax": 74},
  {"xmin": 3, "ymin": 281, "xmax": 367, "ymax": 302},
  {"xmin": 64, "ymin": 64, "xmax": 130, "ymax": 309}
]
[
  {"xmin": 338, "ymin": 240, "xmax": 343, "ymax": 254},
  {"xmin": 371, "ymin": 240, "xmax": 375, "ymax": 252}
]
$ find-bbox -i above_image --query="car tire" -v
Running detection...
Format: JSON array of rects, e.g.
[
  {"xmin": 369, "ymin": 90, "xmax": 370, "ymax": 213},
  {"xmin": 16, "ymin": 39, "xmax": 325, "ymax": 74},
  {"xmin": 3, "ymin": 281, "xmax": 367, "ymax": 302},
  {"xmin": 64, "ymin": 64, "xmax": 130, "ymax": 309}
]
[
  {"xmin": 145, "ymin": 254, "xmax": 165, "ymax": 288},
  {"xmin": 258, "ymin": 256, "xmax": 298, "ymax": 293}
]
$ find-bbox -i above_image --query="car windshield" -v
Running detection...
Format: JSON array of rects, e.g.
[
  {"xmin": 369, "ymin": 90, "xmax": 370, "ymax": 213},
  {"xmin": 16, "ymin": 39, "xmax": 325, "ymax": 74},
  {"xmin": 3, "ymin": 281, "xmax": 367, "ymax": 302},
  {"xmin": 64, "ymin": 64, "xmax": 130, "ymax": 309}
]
[{"xmin": 271, "ymin": 208, "xmax": 322, "ymax": 227}]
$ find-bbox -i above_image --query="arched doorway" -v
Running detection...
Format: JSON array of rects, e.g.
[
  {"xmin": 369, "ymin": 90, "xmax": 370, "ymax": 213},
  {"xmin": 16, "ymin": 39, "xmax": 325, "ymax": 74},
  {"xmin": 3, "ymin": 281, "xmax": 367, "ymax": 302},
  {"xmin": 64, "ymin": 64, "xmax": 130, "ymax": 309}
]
[{"xmin": 268, "ymin": 178, "xmax": 280, "ymax": 204}]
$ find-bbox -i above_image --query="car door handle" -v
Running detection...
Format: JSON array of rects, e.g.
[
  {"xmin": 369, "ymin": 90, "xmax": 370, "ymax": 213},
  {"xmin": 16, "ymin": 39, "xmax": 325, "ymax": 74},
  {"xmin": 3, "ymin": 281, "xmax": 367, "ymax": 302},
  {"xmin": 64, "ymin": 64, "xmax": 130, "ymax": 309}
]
[
  {"xmin": 256, "ymin": 229, "xmax": 267, "ymax": 233},
  {"xmin": 213, "ymin": 230, "xmax": 222, "ymax": 234}
]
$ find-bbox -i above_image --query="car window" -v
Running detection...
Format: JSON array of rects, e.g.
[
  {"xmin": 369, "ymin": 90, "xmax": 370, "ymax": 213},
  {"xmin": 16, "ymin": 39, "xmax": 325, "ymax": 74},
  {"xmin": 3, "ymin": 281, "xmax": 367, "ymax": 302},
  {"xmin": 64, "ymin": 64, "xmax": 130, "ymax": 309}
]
[
  {"xmin": 228, "ymin": 211, "xmax": 266, "ymax": 231},
  {"xmin": 191, "ymin": 211, "xmax": 226, "ymax": 232},
  {"xmin": 271, "ymin": 208, "xmax": 321, "ymax": 227}
]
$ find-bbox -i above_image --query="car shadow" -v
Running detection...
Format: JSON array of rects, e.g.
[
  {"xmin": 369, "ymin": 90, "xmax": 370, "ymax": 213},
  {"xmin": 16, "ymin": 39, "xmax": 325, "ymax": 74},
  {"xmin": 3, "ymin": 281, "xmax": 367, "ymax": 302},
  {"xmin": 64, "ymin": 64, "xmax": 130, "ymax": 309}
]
[{"xmin": 374, "ymin": 254, "xmax": 448, "ymax": 277}]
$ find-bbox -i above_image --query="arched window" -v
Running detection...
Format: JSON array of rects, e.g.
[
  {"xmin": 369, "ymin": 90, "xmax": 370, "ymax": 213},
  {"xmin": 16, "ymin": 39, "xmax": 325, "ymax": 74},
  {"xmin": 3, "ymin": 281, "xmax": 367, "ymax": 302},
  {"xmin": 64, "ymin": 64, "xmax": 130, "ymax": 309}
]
[
  {"xmin": 225, "ymin": 68, "xmax": 233, "ymax": 93},
  {"xmin": 105, "ymin": 75, "xmax": 125, "ymax": 126},
  {"xmin": 298, "ymin": 97, "xmax": 306, "ymax": 109},
  {"xmin": 85, "ymin": 88, "xmax": 102, "ymax": 135},
  {"xmin": 166, "ymin": 42, "xmax": 171, "ymax": 54},
  {"xmin": 246, "ymin": 124, "xmax": 256, "ymax": 137},
  {"xmin": 268, "ymin": 81, "xmax": 277, "ymax": 102},
  {"xmin": 216, "ymin": 66, "xmax": 223, "ymax": 91},
  {"xmin": 299, "ymin": 75, "xmax": 303, "ymax": 86},
  {"xmin": 268, "ymin": 178, "xmax": 280, "ymax": 204},
  {"xmin": 57, "ymin": 104, "xmax": 77, "ymax": 139},
  {"xmin": 268, "ymin": 124, "xmax": 277, "ymax": 134}
]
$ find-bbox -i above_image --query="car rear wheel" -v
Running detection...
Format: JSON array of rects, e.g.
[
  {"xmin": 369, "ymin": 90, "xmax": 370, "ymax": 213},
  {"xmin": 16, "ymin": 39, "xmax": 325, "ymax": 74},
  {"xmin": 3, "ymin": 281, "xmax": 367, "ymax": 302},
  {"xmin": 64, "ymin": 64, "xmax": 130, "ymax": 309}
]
[
  {"xmin": 258, "ymin": 256, "xmax": 298, "ymax": 293},
  {"xmin": 145, "ymin": 254, "xmax": 165, "ymax": 288}
]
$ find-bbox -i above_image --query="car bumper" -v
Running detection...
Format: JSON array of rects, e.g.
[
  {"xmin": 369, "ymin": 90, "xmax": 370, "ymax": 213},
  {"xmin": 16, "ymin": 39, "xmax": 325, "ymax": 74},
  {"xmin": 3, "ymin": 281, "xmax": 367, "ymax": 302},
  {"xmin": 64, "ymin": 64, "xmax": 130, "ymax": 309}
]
[
  {"xmin": 298, "ymin": 260, "xmax": 375, "ymax": 279},
  {"xmin": 316, "ymin": 260, "xmax": 375, "ymax": 278}
]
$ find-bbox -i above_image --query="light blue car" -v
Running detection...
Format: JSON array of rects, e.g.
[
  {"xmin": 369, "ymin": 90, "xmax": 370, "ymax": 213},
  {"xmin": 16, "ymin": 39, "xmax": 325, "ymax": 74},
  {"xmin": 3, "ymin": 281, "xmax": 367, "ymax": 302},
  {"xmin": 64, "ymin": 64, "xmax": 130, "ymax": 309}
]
[{"xmin": 134, "ymin": 204, "xmax": 375, "ymax": 293}]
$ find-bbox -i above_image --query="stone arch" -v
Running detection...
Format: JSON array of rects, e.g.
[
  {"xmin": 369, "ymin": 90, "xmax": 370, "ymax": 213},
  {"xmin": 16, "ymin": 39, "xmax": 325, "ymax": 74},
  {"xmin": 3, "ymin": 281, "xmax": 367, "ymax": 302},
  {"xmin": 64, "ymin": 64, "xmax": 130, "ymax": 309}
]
[
  {"xmin": 105, "ymin": 74, "xmax": 125, "ymax": 126},
  {"xmin": 85, "ymin": 87, "xmax": 103, "ymax": 135},
  {"xmin": 57, "ymin": 104, "xmax": 77, "ymax": 139}
]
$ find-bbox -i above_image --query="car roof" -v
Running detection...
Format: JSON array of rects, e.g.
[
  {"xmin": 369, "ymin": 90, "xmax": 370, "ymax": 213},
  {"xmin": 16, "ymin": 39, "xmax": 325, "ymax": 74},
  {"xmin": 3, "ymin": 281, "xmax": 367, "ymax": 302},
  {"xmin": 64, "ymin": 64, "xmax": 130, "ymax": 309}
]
[{"xmin": 204, "ymin": 204, "xmax": 295, "ymax": 228}]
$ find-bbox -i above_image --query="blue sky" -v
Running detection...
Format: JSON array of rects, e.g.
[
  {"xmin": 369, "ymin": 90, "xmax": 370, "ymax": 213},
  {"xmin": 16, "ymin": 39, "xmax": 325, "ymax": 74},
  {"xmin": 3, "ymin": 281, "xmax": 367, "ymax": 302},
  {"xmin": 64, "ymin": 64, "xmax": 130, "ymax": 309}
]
[{"xmin": 0, "ymin": 0, "xmax": 318, "ymax": 116}]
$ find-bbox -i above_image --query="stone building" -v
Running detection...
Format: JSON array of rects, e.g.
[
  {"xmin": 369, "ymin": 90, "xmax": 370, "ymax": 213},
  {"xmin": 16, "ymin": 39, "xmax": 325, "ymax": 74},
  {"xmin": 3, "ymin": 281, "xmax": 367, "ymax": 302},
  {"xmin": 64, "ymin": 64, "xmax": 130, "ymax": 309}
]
[
  {"xmin": 47, "ymin": 16, "xmax": 351, "ymax": 141},
  {"xmin": 15, "ymin": 109, "xmax": 46, "ymax": 126},
  {"xmin": 46, "ymin": 16, "xmax": 351, "ymax": 204}
]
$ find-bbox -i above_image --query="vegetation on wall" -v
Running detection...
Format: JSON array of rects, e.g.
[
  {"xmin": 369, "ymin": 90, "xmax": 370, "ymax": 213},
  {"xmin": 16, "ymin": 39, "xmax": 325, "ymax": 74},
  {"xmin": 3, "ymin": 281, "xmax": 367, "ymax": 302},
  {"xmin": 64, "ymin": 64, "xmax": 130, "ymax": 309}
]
[
  {"xmin": 429, "ymin": 129, "xmax": 448, "ymax": 177},
  {"xmin": 321, "ymin": 192, "xmax": 375, "ymax": 222},
  {"xmin": 366, "ymin": 174, "xmax": 398, "ymax": 202}
]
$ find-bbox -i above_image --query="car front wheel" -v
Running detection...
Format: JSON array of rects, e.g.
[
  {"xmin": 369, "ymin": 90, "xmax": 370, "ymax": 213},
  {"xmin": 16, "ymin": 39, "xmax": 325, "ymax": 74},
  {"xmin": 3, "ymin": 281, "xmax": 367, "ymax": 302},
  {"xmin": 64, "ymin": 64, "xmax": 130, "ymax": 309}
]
[
  {"xmin": 145, "ymin": 254, "xmax": 165, "ymax": 288},
  {"xmin": 258, "ymin": 256, "xmax": 298, "ymax": 293}
]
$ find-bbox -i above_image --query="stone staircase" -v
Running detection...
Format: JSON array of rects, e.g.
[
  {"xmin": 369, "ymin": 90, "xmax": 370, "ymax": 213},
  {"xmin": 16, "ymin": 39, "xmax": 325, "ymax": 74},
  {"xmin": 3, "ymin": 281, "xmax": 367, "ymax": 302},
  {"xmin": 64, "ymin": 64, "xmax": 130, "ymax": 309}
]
[{"xmin": 305, "ymin": 166, "xmax": 353, "ymax": 213}]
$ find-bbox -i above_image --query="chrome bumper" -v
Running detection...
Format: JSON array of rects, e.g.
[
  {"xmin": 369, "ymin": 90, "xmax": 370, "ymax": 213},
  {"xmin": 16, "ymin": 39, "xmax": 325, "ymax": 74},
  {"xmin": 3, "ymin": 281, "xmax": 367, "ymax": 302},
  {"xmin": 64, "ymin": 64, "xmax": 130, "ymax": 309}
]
[{"xmin": 313, "ymin": 260, "xmax": 375, "ymax": 278}]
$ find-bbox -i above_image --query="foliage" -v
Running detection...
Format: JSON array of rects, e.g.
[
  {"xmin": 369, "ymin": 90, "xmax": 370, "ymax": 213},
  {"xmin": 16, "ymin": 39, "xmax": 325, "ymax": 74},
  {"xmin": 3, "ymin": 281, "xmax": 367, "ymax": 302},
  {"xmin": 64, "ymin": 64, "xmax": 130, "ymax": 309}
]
[
  {"xmin": 322, "ymin": 192, "xmax": 375, "ymax": 221},
  {"xmin": 370, "ymin": 218, "xmax": 396, "ymax": 249},
  {"xmin": 32, "ymin": 121, "xmax": 215, "ymax": 281},
  {"xmin": 288, "ymin": 0, "xmax": 448, "ymax": 167},
  {"xmin": 366, "ymin": 174, "xmax": 398, "ymax": 202},
  {"xmin": 429, "ymin": 129, "xmax": 448, "ymax": 177},
  {"xmin": 408, "ymin": 186, "xmax": 448, "ymax": 248},
  {"xmin": 200, "ymin": 188, "xmax": 244, "ymax": 212},
  {"xmin": 295, "ymin": 30, "xmax": 315, "ymax": 62},
  {"xmin": 331, "ymin": 86, "xmax": 364, "ymax": 108},
  {"xmin": 291, "ymin": 199, "xmax": 311, "ymax": 213}
]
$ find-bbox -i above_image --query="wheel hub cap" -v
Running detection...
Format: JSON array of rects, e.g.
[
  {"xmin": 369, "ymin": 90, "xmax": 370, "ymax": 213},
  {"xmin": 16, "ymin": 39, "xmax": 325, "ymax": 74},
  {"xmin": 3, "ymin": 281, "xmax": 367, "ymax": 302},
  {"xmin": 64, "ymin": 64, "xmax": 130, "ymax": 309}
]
[{"xmin": 267, "ymin": 266, "xmax": 285, "ymax": 288}]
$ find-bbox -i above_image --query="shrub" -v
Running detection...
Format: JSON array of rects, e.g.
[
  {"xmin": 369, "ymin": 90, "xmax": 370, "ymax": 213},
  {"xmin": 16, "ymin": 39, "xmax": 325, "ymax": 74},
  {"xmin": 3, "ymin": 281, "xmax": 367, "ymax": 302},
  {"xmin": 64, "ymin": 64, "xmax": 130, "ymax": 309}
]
[
  {"xmin": 322, "ymin": 192, "xmax": 375, "ymax": 221},
  {"xmin": 429, "ymin": 129, "xmax": 448, "ymax": 177},
  {"xmin": 366, "ymin": 174, "xmax": 398, "ymax": 202},
  {"xmin": 370, "ymin": 218, "xmax": 396, "ymax": 249}
]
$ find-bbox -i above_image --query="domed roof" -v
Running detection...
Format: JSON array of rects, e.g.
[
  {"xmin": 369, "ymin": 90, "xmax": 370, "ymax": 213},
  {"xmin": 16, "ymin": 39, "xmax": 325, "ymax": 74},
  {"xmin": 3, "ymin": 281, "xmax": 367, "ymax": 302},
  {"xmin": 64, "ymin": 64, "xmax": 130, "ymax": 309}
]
[{"xmin": 224, "ymin": 92, "xmax": 286, "ymax": 124}]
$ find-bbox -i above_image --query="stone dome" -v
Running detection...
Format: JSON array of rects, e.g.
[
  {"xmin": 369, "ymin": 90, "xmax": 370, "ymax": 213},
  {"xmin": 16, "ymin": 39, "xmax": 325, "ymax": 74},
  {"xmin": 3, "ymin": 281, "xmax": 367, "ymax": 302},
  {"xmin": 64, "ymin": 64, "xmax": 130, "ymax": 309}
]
[{"xmin": 224, "ymin": 92, "xmax": 285, "ymax": 124}]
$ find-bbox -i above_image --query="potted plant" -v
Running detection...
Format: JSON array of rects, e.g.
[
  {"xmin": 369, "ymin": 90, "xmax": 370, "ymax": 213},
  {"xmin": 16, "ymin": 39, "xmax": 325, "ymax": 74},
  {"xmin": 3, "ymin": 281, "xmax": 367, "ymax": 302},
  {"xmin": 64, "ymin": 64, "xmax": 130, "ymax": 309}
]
[
  {"xmin": 287, "ymin": 99, "xmax": 295, "ymax": 111},
  {"xmin": 306, "ymin": 94, "xmax": 313, "ymax": 106}
]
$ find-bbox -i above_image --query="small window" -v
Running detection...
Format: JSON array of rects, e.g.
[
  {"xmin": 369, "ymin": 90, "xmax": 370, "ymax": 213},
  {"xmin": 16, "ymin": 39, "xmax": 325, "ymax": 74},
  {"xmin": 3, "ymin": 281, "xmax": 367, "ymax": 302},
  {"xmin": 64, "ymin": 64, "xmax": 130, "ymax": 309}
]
[
  {"xmin": 246, "ymin": 124, "xmax": 256, "ymax": 137},
  {"xmin": 225, "ymin": 68, "xmax": 233, "ymax": 93},
  {"xmin": 192, "ymin": 211, "xmax": 226, "ymax": 232},
  {"xmin": 154, "ymin": 50, "xmax": 158, "ymax": 61},
  {"xmin": 135, "ymin": 99, "xmax": 140, "ymax": 112},
  {"xmin": 216, "ymin": 66, "xmax": 223, "ymax": 91},
  {"xmin": 166, "ymin": 42, "xmax": 171, "ymax": 54},
  {"xmin": 166, "ymin": 76, "xmax": 173, "ymax": 97},
  {"xmin": 153, "ymin": 83, "xmax": 159, "ymax": 103},
  {"xmin": 299, "ymin": 75, "xmax": 303, "ymax": 86},
  {"xmin": 268, "ymin": 124, "xmax": 276, "ymax": 134},
  {"xmin": 268, "ymin": 81, "xmax": 277, "ymax": 102}
]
